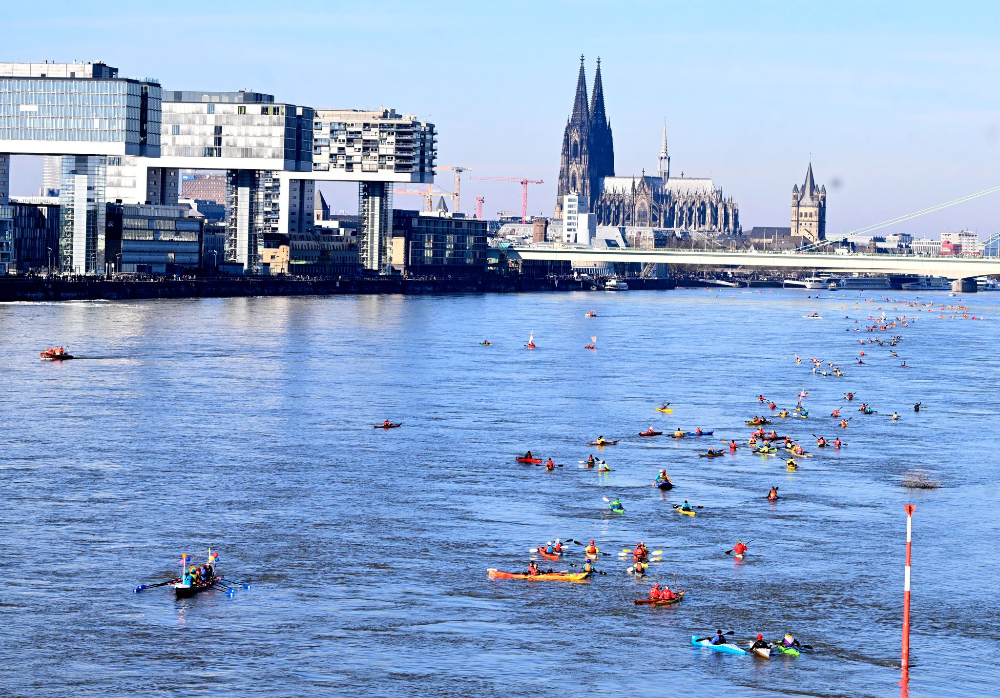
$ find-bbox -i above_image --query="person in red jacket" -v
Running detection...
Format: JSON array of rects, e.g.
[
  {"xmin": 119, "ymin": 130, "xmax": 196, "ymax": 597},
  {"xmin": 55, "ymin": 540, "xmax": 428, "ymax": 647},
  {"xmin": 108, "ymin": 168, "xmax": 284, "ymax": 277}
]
[
  {"xmin": 649, "ymin": 583, "xmax": 661, "ymax": 599},
  {"xmin": 525, "ymin": 561, "xmax": 540, "ymax": 576},
  {"xmin": 733, "ymin": 540, "xmax": 748, "ymax": 556}
]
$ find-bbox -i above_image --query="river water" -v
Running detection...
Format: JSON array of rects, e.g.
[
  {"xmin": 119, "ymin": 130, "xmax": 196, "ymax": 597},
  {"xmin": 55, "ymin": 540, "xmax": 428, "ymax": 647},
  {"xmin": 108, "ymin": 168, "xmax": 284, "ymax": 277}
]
[{"xmin": 1, "ymin": 289, "xmax": 997, "ymax": 696}]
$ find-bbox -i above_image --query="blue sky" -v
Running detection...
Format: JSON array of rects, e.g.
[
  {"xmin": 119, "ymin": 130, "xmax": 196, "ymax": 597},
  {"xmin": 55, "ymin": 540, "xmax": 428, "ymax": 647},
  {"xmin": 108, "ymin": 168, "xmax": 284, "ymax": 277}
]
[{"xmin": 6, "ymin": 1, "xmax": 1000, "ymax": 236}]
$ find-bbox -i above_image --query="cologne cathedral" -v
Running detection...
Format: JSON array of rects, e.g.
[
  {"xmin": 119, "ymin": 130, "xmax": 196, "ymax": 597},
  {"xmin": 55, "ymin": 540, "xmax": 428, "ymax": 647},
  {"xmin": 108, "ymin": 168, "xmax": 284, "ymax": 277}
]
[{"xmin": 555, "ymin": 57, "xmax": 740, "ymax": 234}]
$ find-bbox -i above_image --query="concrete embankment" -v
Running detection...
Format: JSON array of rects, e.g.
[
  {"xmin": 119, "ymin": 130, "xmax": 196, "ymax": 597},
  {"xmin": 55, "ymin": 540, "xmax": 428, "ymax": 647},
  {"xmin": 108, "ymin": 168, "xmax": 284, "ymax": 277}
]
[{"xmin": 0, "ymin": 275, "xmax": 676, "ymax": 302}]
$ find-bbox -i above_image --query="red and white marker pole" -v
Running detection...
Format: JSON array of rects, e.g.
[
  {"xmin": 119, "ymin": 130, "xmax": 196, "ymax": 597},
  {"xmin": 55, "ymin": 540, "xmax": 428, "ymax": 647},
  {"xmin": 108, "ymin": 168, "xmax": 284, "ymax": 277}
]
[{"xmin": 902, "ymin": 504, "xmax": 915, "ymax": 670}]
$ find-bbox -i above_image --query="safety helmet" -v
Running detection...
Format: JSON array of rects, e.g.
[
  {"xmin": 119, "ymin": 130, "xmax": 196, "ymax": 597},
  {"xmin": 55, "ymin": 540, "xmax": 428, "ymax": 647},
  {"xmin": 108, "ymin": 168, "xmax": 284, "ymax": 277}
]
[
  {"xmin": 547, "ymin": 541, "xmax": 552, "ymax": 546},
  {"xmin": 757, "ymin": 633, "xmax": 763, "ymax": 640},
  {"xmin": 590, "ymin": 540, "xmax": 595, "ymax": 545}
]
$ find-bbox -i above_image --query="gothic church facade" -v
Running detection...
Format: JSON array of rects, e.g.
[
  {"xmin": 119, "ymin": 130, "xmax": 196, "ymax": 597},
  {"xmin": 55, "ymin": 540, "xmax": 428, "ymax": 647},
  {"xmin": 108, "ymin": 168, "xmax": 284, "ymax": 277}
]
[{"xmin": 555, "ymin": 57, "xmax": 740, "ymax": 234}]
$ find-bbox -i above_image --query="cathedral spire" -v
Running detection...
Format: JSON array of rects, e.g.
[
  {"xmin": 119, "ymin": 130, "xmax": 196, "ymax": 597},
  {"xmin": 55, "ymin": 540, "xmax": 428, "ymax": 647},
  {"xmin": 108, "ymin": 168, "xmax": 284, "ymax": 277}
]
[
  {"xmin": 590, "ymin": 57, "xmax": 607, "ymax": 127},
  {"xmin": 571, "ymin": 54, "xmax": 589, "ymax": 123},
  {"xmin": 658, "ymin": 119, "xmax": 670, "ymax": 180},
  {"xmin": 803, "ymin": 162, "xmax": 816, "ymax": 199}
]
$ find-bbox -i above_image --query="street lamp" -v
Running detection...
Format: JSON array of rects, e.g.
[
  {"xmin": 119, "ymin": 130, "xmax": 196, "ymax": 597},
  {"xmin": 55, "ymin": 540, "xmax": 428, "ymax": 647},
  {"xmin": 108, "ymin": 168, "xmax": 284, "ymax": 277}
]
[
  {"xmin": 47, "ymin": 247, "xmax": 52, "ymax": 274},
  {"xmin": 115, "ymin": 253, "xmax": 122, "ymax": 274}
]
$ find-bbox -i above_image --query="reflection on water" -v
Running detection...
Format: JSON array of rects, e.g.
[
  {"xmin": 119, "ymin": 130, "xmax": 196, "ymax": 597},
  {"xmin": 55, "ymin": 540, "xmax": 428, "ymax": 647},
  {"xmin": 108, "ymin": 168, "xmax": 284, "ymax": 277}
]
[{"xmin": 0, "ymin": 290, "xmax": 997, "ymax": 695}]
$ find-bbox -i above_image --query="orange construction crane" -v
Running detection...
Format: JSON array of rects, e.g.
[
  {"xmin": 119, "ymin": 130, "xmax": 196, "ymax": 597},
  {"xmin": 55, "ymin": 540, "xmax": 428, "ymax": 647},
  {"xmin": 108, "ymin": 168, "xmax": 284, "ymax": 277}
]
[
  {"xmin": 394, "ymin": 184, "xmax": 456, "ymax": 212},
  {"xmin": 434, "ymin": 166, "xmax": 470, "ymax": 213},
  {"xmin": 469, "ymin": 176, "xmax": 544, "ymax": 222},
  {"xmin": 475, "ymin": 196, "xmax": 485, "ymax": 220}
]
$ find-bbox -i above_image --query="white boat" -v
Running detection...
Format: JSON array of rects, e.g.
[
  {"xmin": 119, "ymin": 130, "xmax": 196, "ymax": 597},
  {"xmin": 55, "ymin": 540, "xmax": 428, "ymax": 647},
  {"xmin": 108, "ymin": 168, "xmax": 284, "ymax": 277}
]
[
  {"xmin": 784, "ymin": 277, "xmax": 828, "ymax": 290},
  {"xmin": 826, "ymin": 276, "xmax": 891, "ymax": 290},
  {"xmin": 901, "ymin": 276, "xmax": 951, "ymax": 291},
  {"xmin": 605, "ymin": 277, "xmax": 629, "ymax": 291},
  {"xmin": 976, "ymin": 276, "xmax": 1000, "ymax": 291}
]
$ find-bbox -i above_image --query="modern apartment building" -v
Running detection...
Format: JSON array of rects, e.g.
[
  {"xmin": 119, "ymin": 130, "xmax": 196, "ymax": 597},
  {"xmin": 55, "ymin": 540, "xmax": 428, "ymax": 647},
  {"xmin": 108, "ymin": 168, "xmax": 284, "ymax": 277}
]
[
  {"xmin": 105, "ymin": 203, "xmax": 202, "ymax": 274},
  {"xmin": 0, "ymin": 62, "xmax": 163, "ymax": 272},
  {"xmin": 0, "ymin": 62, "xmax": 437, "ymax": 275},
  {"xmin": 391, "ymin": 209, "xmax": 488, "ymax": 277}
]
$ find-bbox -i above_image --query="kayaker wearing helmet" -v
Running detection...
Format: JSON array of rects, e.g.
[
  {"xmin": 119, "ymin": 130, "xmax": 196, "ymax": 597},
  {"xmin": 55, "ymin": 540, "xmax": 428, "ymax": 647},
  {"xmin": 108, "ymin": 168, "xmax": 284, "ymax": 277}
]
[
  {"xmin": 596, "ymin": 435, "xmax": 607, "ymax": 445},
  {"xmin": 673, "ymin": 428, "xmax": 685, "ymax": 438},
  {"xmin": 833, "ymin": 438, "xmax": 842, "ymax": 448},
  {"xmin": 782, "ymin": 633, "xmax": 801, "ymax": 648},
  {"xmin": 728, "ymin": 440, "xmax": 738, "ymax": 452},
  {"xmin": 545, "ymin": 542, "xmax": 555, "ymax": 554},
  {"xmin": 733, "ymin": 540, "xmax": 748, "ymax": 556},
  {"xmin": 633, "ymin": 560, "xmax": 648, "ymax": 575},
  {"xmin": 711, "ymin": 630, "xmax": 727, "ymax": 646},
  {"xmin": 585, "ymin": 540, "xmax": 599, "ymax": 558},
  {"xmin": 609, "ymin": 498, "xmax": 623, "ymax": 512},
  {"xmin": 750, "ymin": 634, "xmax": 769, "ymax": 651},
  {"xmin": 786, "ymin": 458, "xmax": 798, "ymax": 469},
  {"xmin": 545, "ymin": 458, "xmax": 555, "ymax": 469},
  {"xmin": 695, "ymin": 427, "xmax": 703, "ymax": 435},
  {"xmin": 586, "ymin": 454, "xmax": 596, "ymax": 467},
  {"xmin": 768, "ymin": 486, "xmax": 778, "ymax": 501},
  {"xmin": 680, "ymin": 500, "xmax": 693, "ymax": 512},
  {"xmin": 656, "ymin": 469, "xmax": 670, "ymax": 483},
  {"xmin": 383, "ymin": 419, "xmax": 392, "ymax": 427},
  {"xmin": 816, "ymin": 436, "xmax": 827, "ymax": 447},
  {"xmin": 649, "ymin": 583, "xmax": 661, "ymax": 599},
  {"xmin": 892, "ymin": 412, "xmax": 900, "ymax": 422},
  {"xmin": 582, "ymin": 560, "xmax": 595, "ymax": 574},
  {"xmin": 523, "ymin": 450, "xmax": 533, "ymax": 460},
  {"xmin": 553, "ymin": 539, "xmax": 563, "ymax": 553},
  {"xmin": 525, "ymin": 561, "xmax": 540, "ymax": 576}
]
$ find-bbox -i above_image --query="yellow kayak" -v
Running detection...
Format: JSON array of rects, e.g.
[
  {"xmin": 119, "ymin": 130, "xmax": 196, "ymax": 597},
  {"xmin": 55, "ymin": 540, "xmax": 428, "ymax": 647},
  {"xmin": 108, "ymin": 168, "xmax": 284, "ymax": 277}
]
[
  {"xmin": 655, "ymin": 407, "xmax": 674, "ymax": 413},
  {"xmin": 677, "ymin": 508, "xmax": 696, "ymax": 517}
]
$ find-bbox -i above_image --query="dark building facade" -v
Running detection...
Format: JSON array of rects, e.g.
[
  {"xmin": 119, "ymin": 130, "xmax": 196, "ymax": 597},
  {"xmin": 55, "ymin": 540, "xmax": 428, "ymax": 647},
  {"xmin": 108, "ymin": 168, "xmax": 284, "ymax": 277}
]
[
  {"xmin": 10, "ymin": 200, "xmax": 59, "ymax": 272},
  {"xmin": 106, "ymin": 203, "xmax": 202, "ymax": 274},
  {"xmin": 554, "ymin": 57, "xmax": 740, "ymax": 234},
  {"xmin": 392, "ymin": 209, "xmax": 487, "ymax": 277}
]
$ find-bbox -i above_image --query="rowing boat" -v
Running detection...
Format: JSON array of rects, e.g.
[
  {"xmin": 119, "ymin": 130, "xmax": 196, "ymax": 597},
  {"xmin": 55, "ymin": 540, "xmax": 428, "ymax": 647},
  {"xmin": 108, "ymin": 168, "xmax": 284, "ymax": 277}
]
[
  {"xmin": 172, "ymin": 573, "xmax": 219, "ymax": 598},
  {"xmin": 487, "ymin": 569, "xmax": 590, "ymax": 582},
  {"xmin": 634, "ymin": 591, "xmax": 685, "ymax": 606}
]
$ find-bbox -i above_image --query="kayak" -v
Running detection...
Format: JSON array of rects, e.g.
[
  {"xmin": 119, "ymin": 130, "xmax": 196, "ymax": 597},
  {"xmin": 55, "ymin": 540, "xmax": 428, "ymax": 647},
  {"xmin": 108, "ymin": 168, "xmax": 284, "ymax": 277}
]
[
  {"xmin": 698, "ymin": 452, "xmax": 724, "ymax": 458},
  {"xmin": 773, "ymin": 644, "xmax": 801, "ymax": 657},
  {"xmin": 686, "ymin": 431, "xmax": 714, "ymax": 436},
  {"xmin": 654, "ymin": 480, "xmax": 673, "ymax": 490},
  {"xmin": 691, "ymin": 636, "xmax": 746, "ymax": 655},
  {"xmin": 487, "ymin": 569, "xmax": 590, "ymax": 582},
  {"xmin": 655, "ymin": 407, "xmax": 674, "ymax": 413},
  {"xmin": 639, "ymin": 430, "xmax": 663, "ymax": 437},
  {"xmin": 609, "ymin": 506, "xmax": 624, "ymax": 514},
  {"xmin": 669, "ymin": 433, "xmax": 687, "ymax": 438},
  {"xmin": 746, "ymin": 420, "xmax": 771, "ymax": 426},
  {"xmin": 587, "ymin": 440, "xmax": 619, "ymax": 446},
  {"xmin": 634, "ymin": 591, "xmax": 685, "ymax": 606},
  {"xmin": 750, "ymin": 645, "xmax": 771, "ymax": 659},
  {"xmin": 516, "ymin": 457, "xmax": 542, "ymax": 464},
  {"xmin": 536, "ymin": 545, "xmax": 560, "ymax": 561},
  {"xmin": 374, "ymin": 423, "xmax": 402, "ymax": 429},
  {"xmin": 760, "ymin": 434, "xmax": 786, "ymax": 441},
  {"xmin": 677, "ymin": 508, "xmax": 696, "ymax": 517},
  {"xmin": 597, "ymin": 467, "xmax": 612, "ymax": 473}
]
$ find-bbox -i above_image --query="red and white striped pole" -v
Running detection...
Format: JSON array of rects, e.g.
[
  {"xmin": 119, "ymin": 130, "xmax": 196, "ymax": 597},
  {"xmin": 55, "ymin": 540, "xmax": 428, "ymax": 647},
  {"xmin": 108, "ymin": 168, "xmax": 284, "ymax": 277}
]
[{"xmin": 902, "ymin": 504, "xmax": 915, "ymax": 670}]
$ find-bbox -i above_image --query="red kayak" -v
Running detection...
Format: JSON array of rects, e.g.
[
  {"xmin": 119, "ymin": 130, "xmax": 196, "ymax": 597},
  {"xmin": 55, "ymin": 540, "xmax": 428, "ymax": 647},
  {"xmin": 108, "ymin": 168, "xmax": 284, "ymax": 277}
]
[
  {"xmin": 516, "ymin": 457, "xmax": 543, "ymax": 464},
  {"xmin": 639, "ymin": 430, "xmax": 663, "ymax": 437},
  {"xmin": 536, "ymin": 545, "xmax": 560, "ymax": 561}
]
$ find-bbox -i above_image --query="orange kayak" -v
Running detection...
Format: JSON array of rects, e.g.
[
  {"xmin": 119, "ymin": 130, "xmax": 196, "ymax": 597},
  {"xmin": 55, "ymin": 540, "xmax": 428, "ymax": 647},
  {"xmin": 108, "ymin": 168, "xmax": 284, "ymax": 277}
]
[
  {"xmin": 536, "ymin": 545, "xmax": 560, "ymax": 561},
  {"xmin": 487, "ymin": 569, "xmax": 590, "ymax": 581}
]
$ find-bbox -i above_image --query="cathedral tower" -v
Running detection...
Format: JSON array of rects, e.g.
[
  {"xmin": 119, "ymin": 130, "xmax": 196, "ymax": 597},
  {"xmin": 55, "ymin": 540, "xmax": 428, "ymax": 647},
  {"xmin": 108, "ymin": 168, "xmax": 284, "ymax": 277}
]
[
  {"xmin": 657, "ymin": 120, "xmax": 670, "ymax": 180},
  {"xmin": 791, "ymin": 162, "xmax": 826, "ymax": 243},
  {"xmin": 555, "ymin": 56, "xmax": 615, "ymax": 218}
]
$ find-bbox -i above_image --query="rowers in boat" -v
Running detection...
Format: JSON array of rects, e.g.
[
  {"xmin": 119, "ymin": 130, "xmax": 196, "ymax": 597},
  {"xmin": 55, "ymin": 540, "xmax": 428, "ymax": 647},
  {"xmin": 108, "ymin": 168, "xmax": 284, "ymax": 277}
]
[{"xmin": 40, "ymin": 346, "xmax": 73, "ymax": 360}]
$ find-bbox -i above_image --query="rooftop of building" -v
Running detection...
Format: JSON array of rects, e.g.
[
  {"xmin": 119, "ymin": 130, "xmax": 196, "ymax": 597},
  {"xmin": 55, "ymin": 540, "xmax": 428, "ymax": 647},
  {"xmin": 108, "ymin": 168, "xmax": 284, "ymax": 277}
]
[
  {"xmin": 163, "ymin": 89, "xmax": 274, "ymax": 104},
  {"xmin": 0, "ymin": 61, "xmax": 159, "ymax": 84}
]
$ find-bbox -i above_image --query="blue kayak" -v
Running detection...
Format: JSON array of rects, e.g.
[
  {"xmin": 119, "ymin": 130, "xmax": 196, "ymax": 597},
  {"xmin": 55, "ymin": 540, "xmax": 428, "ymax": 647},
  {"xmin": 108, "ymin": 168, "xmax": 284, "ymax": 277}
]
[
  {"xmin": 691, "ymin": 636, "xmax": 747, "ymax": 655},
  {"xmin": 686, "ymin": 431, "xmax": 715, "ymax": 436}
]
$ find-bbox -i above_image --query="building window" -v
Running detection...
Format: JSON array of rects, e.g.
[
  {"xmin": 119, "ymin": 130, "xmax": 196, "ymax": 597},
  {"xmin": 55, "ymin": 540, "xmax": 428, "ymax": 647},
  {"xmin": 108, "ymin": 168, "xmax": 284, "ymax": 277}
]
[
  {"xmin": 238, "ymin": 106, "xmax": 246, "ymax": 115},
  {"xmin": 207, "ymin": 104, "xmax": 215, "ymax": 114},
  {"xmin": 171, "ymin": 125, "xmax": 180, "ymax": 135}
]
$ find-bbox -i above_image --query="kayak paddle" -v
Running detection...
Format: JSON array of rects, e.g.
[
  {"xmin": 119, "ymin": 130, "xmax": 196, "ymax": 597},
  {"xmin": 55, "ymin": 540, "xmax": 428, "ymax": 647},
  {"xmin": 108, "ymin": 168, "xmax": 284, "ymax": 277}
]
[{"xmin": 694, "ymin": 631, "xmax": 735, "ymax": 642}]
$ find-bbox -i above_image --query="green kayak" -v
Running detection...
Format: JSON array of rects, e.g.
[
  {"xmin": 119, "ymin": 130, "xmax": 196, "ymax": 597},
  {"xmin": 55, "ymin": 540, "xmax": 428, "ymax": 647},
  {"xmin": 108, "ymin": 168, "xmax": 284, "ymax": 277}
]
[{"xmin": 773, "ymin": 644, "xmax": 800, "ymax": 657}]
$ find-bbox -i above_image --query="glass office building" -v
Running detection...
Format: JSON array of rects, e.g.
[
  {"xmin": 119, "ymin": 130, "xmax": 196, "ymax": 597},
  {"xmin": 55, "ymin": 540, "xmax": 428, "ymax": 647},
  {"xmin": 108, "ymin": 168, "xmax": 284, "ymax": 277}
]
[
  {"xmin": 105, "ymin": 203, "xmax": 202, "ymax": 274},
  {"xmin": 59, "ymin": 156, "xmax": 107, "ymax": 273},
  {"xmin": 0, "ymin": 62, "xmax": 161, "ymax": 157}
]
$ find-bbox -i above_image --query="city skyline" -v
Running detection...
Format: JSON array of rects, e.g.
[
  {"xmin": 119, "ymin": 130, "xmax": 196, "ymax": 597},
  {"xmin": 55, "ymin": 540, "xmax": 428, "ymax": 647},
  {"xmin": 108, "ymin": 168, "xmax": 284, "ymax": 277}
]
[{"xmin": 4, "ymin": 1, "xmax": 1000, "ymax": 235}]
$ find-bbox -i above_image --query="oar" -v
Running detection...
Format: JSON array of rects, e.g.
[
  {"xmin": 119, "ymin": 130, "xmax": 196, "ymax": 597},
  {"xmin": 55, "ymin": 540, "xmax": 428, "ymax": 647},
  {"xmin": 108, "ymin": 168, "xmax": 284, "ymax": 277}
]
[
  {"xmin": 724, "ymin": 539, "xmax": 754, "ymax": 555},
  {"xmin": 133, "ymin": 578, "xmax": 181, "ymax": 593},
  {"xmin": 694, "ymin": 631, "xmax": 735, "ymax": 642}
]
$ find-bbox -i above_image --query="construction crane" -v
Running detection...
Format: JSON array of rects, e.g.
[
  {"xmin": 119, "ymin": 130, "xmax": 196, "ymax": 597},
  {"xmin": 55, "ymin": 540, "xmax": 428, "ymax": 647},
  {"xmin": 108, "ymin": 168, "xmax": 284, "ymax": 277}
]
[
  {"xmin": 475, "ymin": 196, "xmax": 485, "ymax": 220},
  {"xmin": 394, "ymin": 184, "xmax": 456, "ymax": 212},
  {"xmin": 434, "ymin": 166, "xmax": 470, "ymax": 214},
  {"xmin": 470, "ymin": 176, "xmax": 544, "ymax": 222}
]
